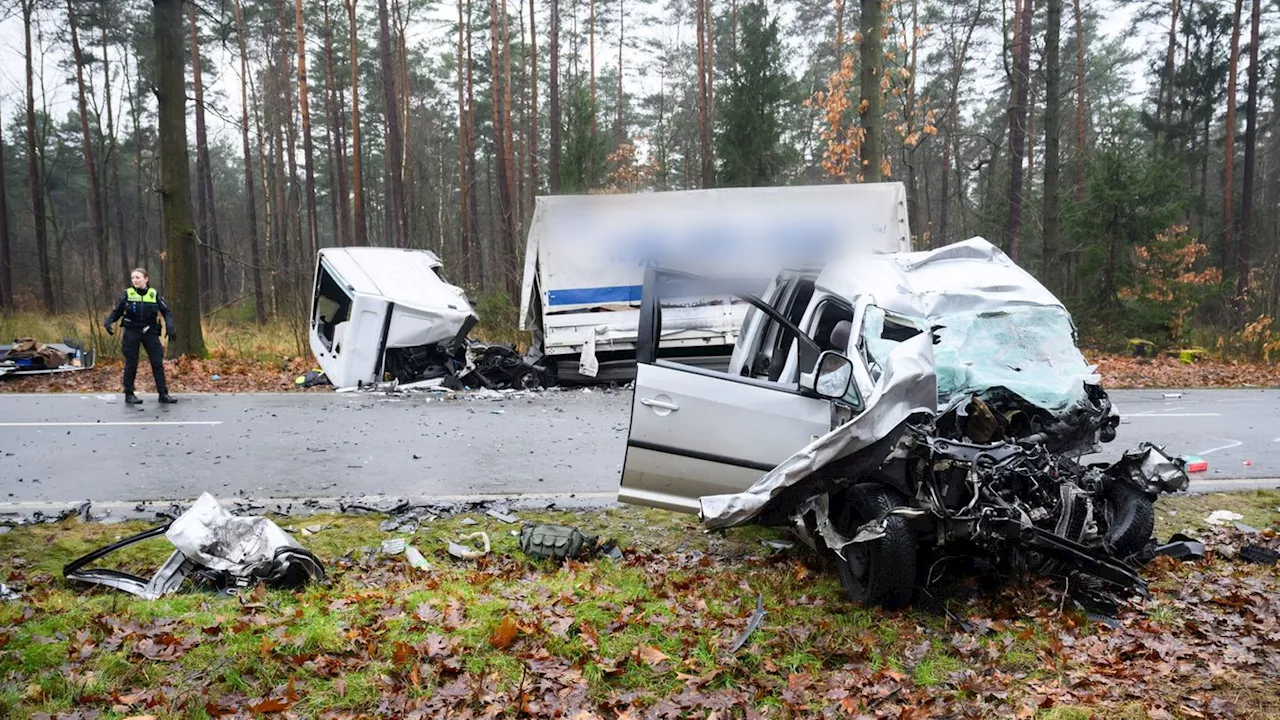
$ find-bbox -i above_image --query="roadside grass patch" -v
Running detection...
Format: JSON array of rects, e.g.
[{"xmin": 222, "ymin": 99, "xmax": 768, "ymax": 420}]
[{"xmin": 0, "ymin": 495, "xmax": 1276, "ymax": 717}]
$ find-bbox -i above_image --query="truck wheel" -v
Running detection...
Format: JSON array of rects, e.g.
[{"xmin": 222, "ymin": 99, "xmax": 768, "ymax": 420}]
[
  {"xmin": 1103, "ymin": 482, "xmax": 1154, "ymax": 559},
  {"xmin": 833, "ymin": 485, "xmax": 917, "ymax": 609}
]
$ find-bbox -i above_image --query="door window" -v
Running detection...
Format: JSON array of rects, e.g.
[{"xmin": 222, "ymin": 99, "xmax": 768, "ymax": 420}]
[{"xmin": 313, "ymin": 263, "xmax": 353, "ymax": 351}]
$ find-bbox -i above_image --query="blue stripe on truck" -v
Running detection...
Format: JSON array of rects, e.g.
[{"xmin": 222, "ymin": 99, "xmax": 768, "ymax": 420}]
[{"xmin": 547, "ymin": 285, "xmax": 644, "ymax": 306}]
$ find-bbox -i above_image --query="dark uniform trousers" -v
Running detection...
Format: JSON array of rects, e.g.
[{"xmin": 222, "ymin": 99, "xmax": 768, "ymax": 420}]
[{"xmin": 123, "ymin": 328, "xmax": 168, "ymax": 395}]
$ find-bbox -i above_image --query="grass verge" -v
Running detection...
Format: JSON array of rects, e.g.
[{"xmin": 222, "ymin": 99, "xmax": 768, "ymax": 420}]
[{"xmin": 1, "ymin": 494, "xmax": 1278, "ymax": 718}]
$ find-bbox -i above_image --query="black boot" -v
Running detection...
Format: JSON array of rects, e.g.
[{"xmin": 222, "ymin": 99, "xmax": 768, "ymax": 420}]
[
  {"xmin": 125, "ymin": 393, "xmax": 143, "ymax": 405},
  {"xmin": 158, "ymin": 394, "xmax": 178, "ymax": 404}
]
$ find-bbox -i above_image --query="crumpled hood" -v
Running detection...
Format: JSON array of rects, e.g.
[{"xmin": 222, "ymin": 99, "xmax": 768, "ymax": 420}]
[{"xmin": 818, "ymin": 237, "xmax": 1100, "ymax": 413}]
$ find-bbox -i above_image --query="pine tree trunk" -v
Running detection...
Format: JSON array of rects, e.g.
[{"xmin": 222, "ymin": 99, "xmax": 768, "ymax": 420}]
[
  {"xmin": 101, "ymin": 7, "xmax": 129, "ymax": 280},
  {"xmin": 696, "ymin": 0, "xmax": 714, "ymax": 187},
  {"xmin": 939, "ymin": 0, "xmax": 980, "ymax": 246},
  {"xmin": 1223, "ymin": 0, "xmax": 1243, "ymax": 271},
  {"xmin": 153, "ymin": 0, "xmax": 206, "ymax": 356},
  {"xmin": 458, "ymin": 0, "xmax": 472, "ymax": 272},
  {"xmin": 235, "ymin": 0, "xmax": 267, "ymax": 323},
  {"xmin": 616, "ymin": 0, "xmax": 624, "ymax": 142},
  {"xmin": 490, "ymin": 0, "xmax": 517, "ymax": 294},
  {"xmin": 858, "ymin": 0, "xmax": 884, "ymax": 182},
  {"xmin": 504, "ymin": 0, "xmax": 519, "ymax": 281},
  {"xmin": 275, "ymin": 0, "xmax": 303, "ymax": 273},
  {"xmin": 323, "ymin": 0, "xmax": 352, "ymax": 247},
  {"xmin": 549, "ymin": 0, "xmax": 561, "ymax": 193},
  {"xmin": 1044, "ymin": 0, "xmax": 1063, "ymax": 293},
  {"xmin": 377, "ymin": 0, "xmax": 407, "ymax": 248},
  {"xmin": 1237, "ymin": 0, "xmax": 1260, "ymax": 302},
  {"xmin": 67, "ymin": 0, "xmax": 109, "ymax": 302},
  {"xmin": 1005, "ymin": 0, "xmax": 1033, "ymax": 261},
  {"xmin": 528, "ymin": 0, "xmax": 539, "ymax": 204},
  {"xmin": 347, "ymin": 0, "xmax": 369, "ymax": 246},
  {"xmin": 589, "ymin": 0, "xmax": 596, "ymax": 112},
  {"xmin": 188, "ymin": 1, "xmax": 219, "ymax": 311},
  {"xmin": 296, "ymin": 0, "xmax": 321, "ymax": 255},
  {"xmin": 1158, "ymin": 0, "xmax": 1181, "ymax": 142},
  {"xmin": 0, "ymin": 103, "xmax": 11, "ymax": 309},
  {"xmin": 124, "ymin": 47, "xmax": 148, "ymax": 271},
  {"xmin": 395, "ymin": 0, "xmax": 414, "ymax": 243},
  {"xmin": 1072, "ymin": 0, "xmax": 1085, "ymax": 203},
  {"xmin": 466, "ymin": 0, "xmax": 481, "ymax": 283},
  {"xmin": 905, "ymin": 0, "xmax": 920, "ymax": 233},
  {"xmin": 706, "ymin": 0, "xmax": 714, "ymax": 134}
]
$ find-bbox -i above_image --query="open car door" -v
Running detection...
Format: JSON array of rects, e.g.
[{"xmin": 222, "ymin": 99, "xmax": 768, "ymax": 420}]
[{"xmin": 619, "ymin": 269, "xmax": 863, "ymax": 514}]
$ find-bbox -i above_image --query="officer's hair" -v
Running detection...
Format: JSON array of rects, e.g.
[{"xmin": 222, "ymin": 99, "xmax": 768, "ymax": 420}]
[{"xmin": 131, "ymin": 268, "xmax": 149, "ymax": 279}]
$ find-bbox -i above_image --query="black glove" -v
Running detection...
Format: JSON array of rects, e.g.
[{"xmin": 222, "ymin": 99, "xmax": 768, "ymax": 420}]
[
  {"xmin": 104, "ymin": 323, "xmax": 114, "ymax": 336},
  {"xmin": 167, "ymin": 331, "xmax": 177, "ymax": 341}
]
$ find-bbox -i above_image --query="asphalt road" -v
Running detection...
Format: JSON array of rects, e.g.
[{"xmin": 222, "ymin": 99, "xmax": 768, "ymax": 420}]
[{"xmin": 0, "ymin": 388, "xmax": 1276, "ymax": 511}]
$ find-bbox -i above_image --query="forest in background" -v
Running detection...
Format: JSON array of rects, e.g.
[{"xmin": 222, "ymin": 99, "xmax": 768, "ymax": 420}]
[{"xmin": 0, "ymin": 0, "xmax": 1277, "ymax": 360}]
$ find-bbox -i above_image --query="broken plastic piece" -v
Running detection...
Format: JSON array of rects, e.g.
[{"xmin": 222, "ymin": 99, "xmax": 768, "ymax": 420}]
[
  {"xmin": 382, "ymin": 538, "xmax": 406, "ymax": 555},
  {"xmin": 0, "ymin": 583, "xmax": 18, "ymax": 600},
  {"xmin": 728, "ymin": 595, "xmax": 766, "ymax": 653},
  {"xmin": 1206, "ymin": 510, "xmax": 1244, "ymax": 525},
  {"xmin": 404, "ymin": 545, "xmax": 431, "ymax": 570},
  {"xmin": 761, "ymin": 539, "xmax": 795, "ymax": 551},
  {"xmin": 1184, "ymin": 456, "xmax": 1208, "ymax": 473},
  {"xmin": 1234, "ymin": 522, "xmax": 1261, "ymax": 535},
  {"xmin": 447, "ymin": 531, "xmax": 491, "ymax": 560},
  {"xmin": 1154, "ymin": 538, "xmax": 1206, "ymax": 562},
  {"xmin": 1240, "ymin": 545, "xmax": 1279, "ymax": 566}
]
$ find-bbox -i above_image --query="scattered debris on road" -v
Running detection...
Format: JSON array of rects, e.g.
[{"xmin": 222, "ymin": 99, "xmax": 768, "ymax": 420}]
[{"xmin": 63, "ymin": 493, "xmax": 324, "ymax": 599}]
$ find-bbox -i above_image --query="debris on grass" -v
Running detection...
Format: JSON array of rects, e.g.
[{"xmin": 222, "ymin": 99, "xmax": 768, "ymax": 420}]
[{"xmin": 447, "ymin": 531, "xmax": 491, "ymax": 560}]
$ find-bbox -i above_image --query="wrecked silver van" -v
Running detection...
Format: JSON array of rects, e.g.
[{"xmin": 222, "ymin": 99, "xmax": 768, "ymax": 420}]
[
  {"xmin": 310, "ymin": 248, "xmax": 478, "ymax": 389},
  {"xmin": 619, "ymin": 238, "xmax": 1188, "ymax": 607}
]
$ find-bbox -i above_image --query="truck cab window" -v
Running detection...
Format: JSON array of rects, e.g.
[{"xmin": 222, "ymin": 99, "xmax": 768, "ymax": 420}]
[{"xmin": 313, "ymin": 265, "xmax": 353, "ymax": 351}]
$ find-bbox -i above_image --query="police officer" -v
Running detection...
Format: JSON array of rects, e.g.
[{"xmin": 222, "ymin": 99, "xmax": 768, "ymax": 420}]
[{"xmin": 103, "ymin": 268, "xmax": 178, "ymax": 405}]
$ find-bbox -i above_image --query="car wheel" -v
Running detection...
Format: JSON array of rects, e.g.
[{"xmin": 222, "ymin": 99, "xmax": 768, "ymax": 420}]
[
  {"xmin": 833, "ymin": 484, "xmax": 917, "ymax": 609},
  {"xmin": 1103, "ymin": 481, "xmax": 1154, "ymax": 559}
]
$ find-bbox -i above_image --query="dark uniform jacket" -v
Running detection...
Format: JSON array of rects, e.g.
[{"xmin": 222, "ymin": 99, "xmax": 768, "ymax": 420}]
[{"xmin": 104, "ymin": 286, "xmax": 175, "ymax": 334}]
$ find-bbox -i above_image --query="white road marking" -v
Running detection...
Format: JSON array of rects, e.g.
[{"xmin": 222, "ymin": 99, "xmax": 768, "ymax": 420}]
[
  {"xmin": 1197, "ymin": 440, "xmax": 1243, "ymax": 456},
  {"xmin": 1127, "ymin": 413, "xmax": 1222, "ymax": 418},
  {"xmin": 0, "ymin": 421, "xmax": 223, "ymax": 427}
]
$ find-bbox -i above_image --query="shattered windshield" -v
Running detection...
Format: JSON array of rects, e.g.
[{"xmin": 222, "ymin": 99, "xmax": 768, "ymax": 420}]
[{"xmin": 930, "ymin": 305, "xmax": 1095, "ymax": 411}]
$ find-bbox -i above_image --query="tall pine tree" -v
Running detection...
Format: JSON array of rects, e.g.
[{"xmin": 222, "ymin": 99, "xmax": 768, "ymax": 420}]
[{"xmin": 715, "ymin": 0, "xmax": 790, "ymax": 187}]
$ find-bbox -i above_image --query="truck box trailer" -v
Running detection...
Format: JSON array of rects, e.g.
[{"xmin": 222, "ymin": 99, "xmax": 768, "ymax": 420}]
[{"xmin": 518, "ymin": 182, "xmax": 912, "ymax": 383}]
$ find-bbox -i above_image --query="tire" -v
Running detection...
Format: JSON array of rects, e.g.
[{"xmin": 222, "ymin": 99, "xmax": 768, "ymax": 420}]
[
  {"xmin": 1103, "ymin": 482, "xmax": 1155, "ymax": 559},
  {"xmin": 833, "ymin": 485, "xmax": 918, "ymax": 609}
]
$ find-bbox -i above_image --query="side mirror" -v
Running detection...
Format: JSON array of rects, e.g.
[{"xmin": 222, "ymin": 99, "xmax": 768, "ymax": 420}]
[{"xmin": 811, "ymin": 350, "xmax": 853, "ymax": 400}]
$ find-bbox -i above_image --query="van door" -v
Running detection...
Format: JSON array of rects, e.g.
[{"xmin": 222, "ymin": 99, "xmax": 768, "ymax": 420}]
[{"xmin": 620, "ymin": 269, "xmax": 862, "ymax": 514}]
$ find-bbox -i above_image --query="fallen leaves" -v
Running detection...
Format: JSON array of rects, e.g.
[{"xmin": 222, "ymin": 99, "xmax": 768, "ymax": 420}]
[
  {"xmin": 630, "ymin": 645, "xmax": 669, "ymax": 667},
  {"xmin": 4, "ymin": 511, "xmax": 1278, "ymax": 719},
  {"xmin": 488, "ymin": 614, "xmax": 519, "ymax": 649},
  {"xmin": 1090, "ymin": 352, "xmax": 1280, "ymax": 388}
]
